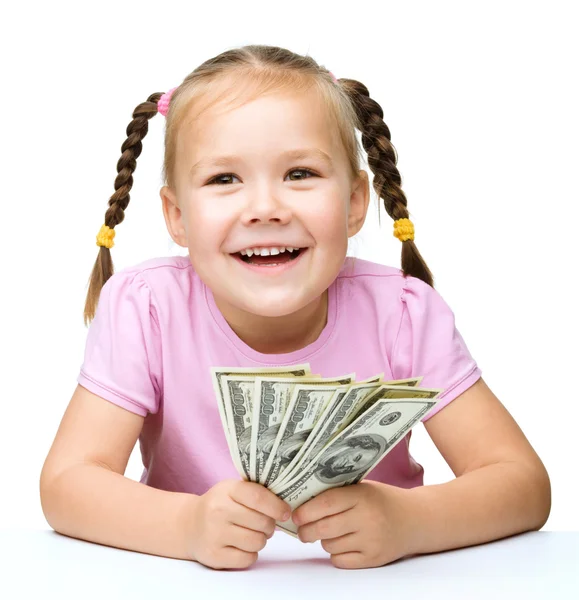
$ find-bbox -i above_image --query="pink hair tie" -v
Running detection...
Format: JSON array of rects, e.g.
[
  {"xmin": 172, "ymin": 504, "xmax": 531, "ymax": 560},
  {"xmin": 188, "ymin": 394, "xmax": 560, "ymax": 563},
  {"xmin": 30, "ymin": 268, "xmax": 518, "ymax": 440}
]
[
  {"xmin": 329, "ymin": 71, "xmax": 338, "ymax": 83},
  {"xmin": 157, "ymin": 87, "xmax": 177, "ymax": 116}
]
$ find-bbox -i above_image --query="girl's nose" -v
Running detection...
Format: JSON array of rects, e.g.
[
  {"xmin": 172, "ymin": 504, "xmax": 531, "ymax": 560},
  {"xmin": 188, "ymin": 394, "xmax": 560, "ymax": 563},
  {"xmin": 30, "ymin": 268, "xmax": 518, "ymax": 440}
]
[{"xmin": 239, "ymin": 183, "xmax": 292, "ymax": 225}]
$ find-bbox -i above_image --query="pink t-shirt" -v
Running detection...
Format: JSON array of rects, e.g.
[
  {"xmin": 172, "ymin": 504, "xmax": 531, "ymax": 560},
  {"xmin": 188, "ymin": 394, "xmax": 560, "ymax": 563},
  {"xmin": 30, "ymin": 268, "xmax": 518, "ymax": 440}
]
[{"xmin": 77, "ymin": 254, "xmax": 482, "ymax": 495}]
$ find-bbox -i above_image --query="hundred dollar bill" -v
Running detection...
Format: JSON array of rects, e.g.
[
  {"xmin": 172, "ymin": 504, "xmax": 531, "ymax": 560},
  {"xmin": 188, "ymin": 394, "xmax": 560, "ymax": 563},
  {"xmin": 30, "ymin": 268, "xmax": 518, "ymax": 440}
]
[
  {"xmin": 269, "ymin": 384, "xmax": 351, "ymax": 490},
  {"xmin": 269, "ymin": 373, "xmax": 406, "ymax": 486},
  {"xmin": 210, "ymin": 364, "xmax": 313, "ymax": 478},
  {"xmin": 270, "ymin": 381, "xmax": 438, "ymax": 493},
  {"xmin": 221, "ymin": 375, "xmax": 260, "ymax": 480},
  {"xmin": 270, "ymin": 376, "xmax": 390, "ymax": 492},
  {"xmin": 275, "ymin": 395, "xmax": 440, "ymax": 535},
  {"xmin": 268, "ymin": 381, "xmax": 380, "ymax": 493},
  {"xmin": 249, "ymin": 376, "xmax": 326, "ymax": 481},
  {"xmin": 261, "ymin": 384, "xmax": 344, "ymax": 488},
  {"xmin": 251, "ymin": 374, "xmax": 355, "ymax": 484},
  {"xmin": 383, "ymin": 376, "xmax": 424, "ymax": 387},
  {"xmin": 347, "ymin": 381, "xmax": 436, "ymax": 424}
]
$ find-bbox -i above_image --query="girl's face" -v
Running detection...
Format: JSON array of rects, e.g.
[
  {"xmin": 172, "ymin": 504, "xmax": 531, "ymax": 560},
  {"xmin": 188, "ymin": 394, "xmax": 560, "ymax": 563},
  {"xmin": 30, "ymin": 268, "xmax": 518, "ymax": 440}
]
[{"xmin": 161, "ymin": 86, "xmax": 369, "ymax": 323}]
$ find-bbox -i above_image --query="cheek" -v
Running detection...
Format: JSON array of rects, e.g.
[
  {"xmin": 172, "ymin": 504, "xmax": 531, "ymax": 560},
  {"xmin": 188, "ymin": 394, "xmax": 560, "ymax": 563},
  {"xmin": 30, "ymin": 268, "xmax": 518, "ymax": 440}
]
[
  {"xmin": 307, "ymin": 196, "xmax": 349, "ymax": 239},
  {"xmin": 185, "ymin": 202, "xmax": 231, "ymax": 249}
]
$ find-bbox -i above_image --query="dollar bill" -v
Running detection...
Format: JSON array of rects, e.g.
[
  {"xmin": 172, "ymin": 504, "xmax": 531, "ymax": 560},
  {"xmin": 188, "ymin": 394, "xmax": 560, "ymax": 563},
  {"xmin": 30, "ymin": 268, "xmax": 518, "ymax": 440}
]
[
  {"xmin": 274, "ymin": 395, "xmax": 440, "ymax": 535},
  {"xmin": 210, "ymin": 365, "xmax": 313, "ymax": 478},
  {"xmin": 348, "ymin": 382, "xmax": 440, "ymax": 425},
  {"xmin": 268, "ymin": 373, "xmax": 401, "ymax": 489},
  {"xmin": 260, "ymin": 373, "xmax": 422, "ymax": 488},
  {"xmin": 268, "ymin": 384, "xmax": 351, "ymax": 490},
  {"xmin": 221, "ymin": 375, "xmax": 260, "ymax": 480},
  {"xmin": 383, "ymin": 377, "xmax": 424, "ymax": 387},
  {"xmin": 251, "ymin": 374, "xmax": 355, "ymax": 484},
  {"xmin": 271, "ymin": 380, "xmax": 436, "ymax": 493},
  {"xmin": 270, "ymin": 378, "xmax": 386, "ymax": 492},
  {"xmin": 260, "ymin": 384, "xmax": 344, "ymax": 488},
  {"xmin": 249, "ymin": 375, "xmax": 329, "ymax": 482}
]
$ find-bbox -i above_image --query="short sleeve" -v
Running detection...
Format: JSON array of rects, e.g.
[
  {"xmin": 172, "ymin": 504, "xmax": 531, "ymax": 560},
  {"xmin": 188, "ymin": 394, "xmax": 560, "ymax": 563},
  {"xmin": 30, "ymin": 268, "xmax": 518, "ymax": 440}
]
[
  {"xmin": 77, "ymin": 271, "xmax": 163, "ymax": 416},
  {"xmin": 391, "ymin": 276, "xmax": 482, "ymax": 422}
]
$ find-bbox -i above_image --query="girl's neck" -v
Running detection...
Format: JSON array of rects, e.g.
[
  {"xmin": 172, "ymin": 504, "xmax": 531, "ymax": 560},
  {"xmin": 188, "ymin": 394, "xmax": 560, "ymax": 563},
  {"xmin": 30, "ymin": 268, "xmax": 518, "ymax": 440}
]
[{"xmin": 213, "ymin": 290, "xmax": 328, "ymax": 355}]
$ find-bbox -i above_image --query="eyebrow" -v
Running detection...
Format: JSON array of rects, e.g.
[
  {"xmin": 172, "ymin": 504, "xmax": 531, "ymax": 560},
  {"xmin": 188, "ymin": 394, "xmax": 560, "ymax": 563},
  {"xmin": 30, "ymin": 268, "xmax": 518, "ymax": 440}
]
[{"xmin": 189, "ymin": 148, "xmax": 334, "ymax": 178}]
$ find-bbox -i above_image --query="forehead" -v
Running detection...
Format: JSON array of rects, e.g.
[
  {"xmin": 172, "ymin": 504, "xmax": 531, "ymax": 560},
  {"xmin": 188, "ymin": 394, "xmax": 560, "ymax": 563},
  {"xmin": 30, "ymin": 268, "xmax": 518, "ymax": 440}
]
[{"xmin": 177, "ymin": 77, "xmax": 342, "ymax": 169}]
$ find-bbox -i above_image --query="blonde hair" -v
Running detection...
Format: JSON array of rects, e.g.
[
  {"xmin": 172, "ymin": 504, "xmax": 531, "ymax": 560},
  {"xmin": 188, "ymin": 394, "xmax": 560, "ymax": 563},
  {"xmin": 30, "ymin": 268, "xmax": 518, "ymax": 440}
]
[{"xmin": 84, "ymin": 44, "xmax": 433, "ymax": 325}]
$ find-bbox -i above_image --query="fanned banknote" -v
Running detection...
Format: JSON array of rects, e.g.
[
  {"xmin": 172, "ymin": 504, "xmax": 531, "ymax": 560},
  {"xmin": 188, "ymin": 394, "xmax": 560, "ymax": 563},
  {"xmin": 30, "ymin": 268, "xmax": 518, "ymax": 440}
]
[
  {"xmin": 274, "ymin": 394, "xmax": 440, "ymax": 535},
  {"xmin": 210, "ymin": 365, "xmax": 313, "ymax": 477},
  {"xmin": 211, "ymin": 362, "xmax": 442, "ymax": 537},
  {"xmin": 269, "ymin": 375, "xmax": 389, "ymax": 491},
  {"xmin": 251, "ymin": 374, "xmax": 355, "ymax": 484},
  {"xmin": 261, "ymin": 382, "xmax": 346, "ymax": 487}
]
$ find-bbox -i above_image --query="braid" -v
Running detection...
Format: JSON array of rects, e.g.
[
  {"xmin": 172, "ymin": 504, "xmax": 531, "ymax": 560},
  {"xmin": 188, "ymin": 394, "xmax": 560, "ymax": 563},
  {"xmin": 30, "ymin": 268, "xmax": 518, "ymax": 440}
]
[
  {"xmin": 83, "ymin": 92, "xmax": 164, "ymax": 326},
  {"xmin": 340, "ymin": 79, "xmax": 434, "ymax": 288}
]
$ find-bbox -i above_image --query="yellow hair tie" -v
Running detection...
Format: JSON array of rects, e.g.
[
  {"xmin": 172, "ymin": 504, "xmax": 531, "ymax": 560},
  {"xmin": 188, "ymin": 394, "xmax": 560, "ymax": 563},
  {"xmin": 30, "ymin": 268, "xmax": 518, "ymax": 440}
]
[
  {"xmin": 393, "ymin": 218, "xmax": 414, "ymax": 242},
  {"xmin": 96, "ymin": 224, "xmax": 116, "ymax": 249}
]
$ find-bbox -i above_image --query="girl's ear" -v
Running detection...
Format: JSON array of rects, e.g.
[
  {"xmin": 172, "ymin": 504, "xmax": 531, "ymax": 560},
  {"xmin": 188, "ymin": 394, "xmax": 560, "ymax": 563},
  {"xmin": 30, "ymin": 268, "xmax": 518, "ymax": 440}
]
[
  {"xmin": 160, "ymin": 186, "xmax": 188, "ymax": 248},
  {"xmin": 347, "ymin": 170, "xmax": 370, "ymax": 238}
]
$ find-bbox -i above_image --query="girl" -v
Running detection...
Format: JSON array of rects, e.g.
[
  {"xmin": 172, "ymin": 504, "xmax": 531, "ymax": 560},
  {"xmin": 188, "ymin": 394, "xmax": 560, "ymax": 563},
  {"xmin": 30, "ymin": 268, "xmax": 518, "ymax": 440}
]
[{"xmin": 39, "ymin": 44, "xmax": 551, "ymax": 571}]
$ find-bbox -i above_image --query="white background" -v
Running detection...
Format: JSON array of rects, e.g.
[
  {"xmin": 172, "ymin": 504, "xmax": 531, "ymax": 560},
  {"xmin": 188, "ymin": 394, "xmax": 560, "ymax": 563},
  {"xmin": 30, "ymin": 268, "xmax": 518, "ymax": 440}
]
[{"xmin": 1, "ymin": 0, "xmax": 577, "ymax": 532}]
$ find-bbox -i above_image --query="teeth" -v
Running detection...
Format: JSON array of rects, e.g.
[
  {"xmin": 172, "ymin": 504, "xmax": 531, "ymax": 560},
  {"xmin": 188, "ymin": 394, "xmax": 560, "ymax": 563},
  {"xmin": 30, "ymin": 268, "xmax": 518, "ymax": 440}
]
[{"xmin": 239, "ymin": 246, "xmax": 300, "ymax": 256}]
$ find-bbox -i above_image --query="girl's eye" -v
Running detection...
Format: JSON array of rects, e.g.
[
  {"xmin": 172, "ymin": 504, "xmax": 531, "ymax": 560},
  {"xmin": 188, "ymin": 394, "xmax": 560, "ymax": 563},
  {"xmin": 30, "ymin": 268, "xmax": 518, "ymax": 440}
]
[
  {"xmin": 287, "ymin": 168, "xmax": 316, "ymax": 181},
  {"xmin": 206, "ymin": 168, "xmax": 317, "ymax": 185},
  {"xmin": 209, "ymin": 173, "xmax": 240, "ymax": 185}
]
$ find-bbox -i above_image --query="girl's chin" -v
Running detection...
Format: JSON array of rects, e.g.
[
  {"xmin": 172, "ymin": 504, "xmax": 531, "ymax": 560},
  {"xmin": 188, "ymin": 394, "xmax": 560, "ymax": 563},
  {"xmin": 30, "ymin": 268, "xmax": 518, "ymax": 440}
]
[
  {"xmin": 229, "ymin": 290, "xmax": 318, "ymax": 318},
  {"xmin": 239, "ymin": 299, "xmax": 308, "ymax": 319}
]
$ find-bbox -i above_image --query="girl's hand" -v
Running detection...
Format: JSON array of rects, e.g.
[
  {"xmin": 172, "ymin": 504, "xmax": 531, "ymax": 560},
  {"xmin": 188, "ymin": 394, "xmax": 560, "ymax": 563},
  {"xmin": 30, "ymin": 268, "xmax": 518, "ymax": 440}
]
[
  {"xmin": 185, "ymin": 479, "xmax": 291, "ymax": 570},
  {"xmin": 292, "ymin": 480, "xmax": 414, "ymax": 569}
]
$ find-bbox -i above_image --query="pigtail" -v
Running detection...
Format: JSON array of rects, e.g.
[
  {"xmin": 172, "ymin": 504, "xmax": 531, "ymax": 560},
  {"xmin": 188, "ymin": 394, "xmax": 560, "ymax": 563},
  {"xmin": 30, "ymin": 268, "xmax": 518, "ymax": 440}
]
[
  {"xmin": 83, "ymin": 92, "xmax": 164, "ymax": 326},
  {"xmin": 340, "ymin": 79, "xmax": 434, "ymax": 288}
]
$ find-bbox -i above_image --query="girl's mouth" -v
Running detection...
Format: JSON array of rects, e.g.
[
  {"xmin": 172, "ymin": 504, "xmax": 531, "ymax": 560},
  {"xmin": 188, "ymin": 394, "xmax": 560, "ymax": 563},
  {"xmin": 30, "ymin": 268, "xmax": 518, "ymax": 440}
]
[{"xmin": 230, "ymin": 247, "xmax": 308, "ymax": 274}]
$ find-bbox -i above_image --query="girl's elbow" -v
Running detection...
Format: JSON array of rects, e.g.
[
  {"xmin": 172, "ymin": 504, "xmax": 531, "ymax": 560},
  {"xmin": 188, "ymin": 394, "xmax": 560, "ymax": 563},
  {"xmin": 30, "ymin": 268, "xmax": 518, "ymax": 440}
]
[{"xmin": 527, "ymin": 461, "xmax": 552, "ymax": 530}]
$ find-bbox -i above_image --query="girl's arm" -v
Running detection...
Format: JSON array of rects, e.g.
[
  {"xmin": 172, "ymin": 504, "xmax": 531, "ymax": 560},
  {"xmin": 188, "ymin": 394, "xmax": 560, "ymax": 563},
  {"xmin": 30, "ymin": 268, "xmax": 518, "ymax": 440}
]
[
  {"xmin": 40, "ymin": 385, "xmax": 195, "ymax": 560},
  {"xmin": 291, "ymin": 376, "xmax": 551, "ymax": 569},
  {"xmin": 403, "ymin": 376, "xmax": 551, "ymax": 555}
]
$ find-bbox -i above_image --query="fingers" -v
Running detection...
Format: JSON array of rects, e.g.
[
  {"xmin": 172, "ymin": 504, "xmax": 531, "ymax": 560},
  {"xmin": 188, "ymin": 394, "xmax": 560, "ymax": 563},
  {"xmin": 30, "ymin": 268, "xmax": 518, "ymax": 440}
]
[
  {"xmin": 193, "ymin": 480, "xmax": 283, "ymax": 570},
  {"xmin": 226, "ymin": 524, "xmax": 268, "ymax": 553},
  {"xmin": 207, "ymin": 547, "xmax": 259, "ymax": 570},
  {"xmin": 229, "ymin": 502, "xmax": 277, "ymax": 537},
  {"xmin": 292, "ymin": 487, "xmax": 357, "ymax": 527},
  {"xmin": 320, "ymin": 532, "xmax": 359, "ymax": 555},
  {"xmin": 330, "ymin": 552, "xmax": 366, "ymax": 570},
  {"xmin": 298, "ymin": 509, "xmax": 357, "ymax": 543},
  {"xmin": 231, "ymin": 481, "xmax": 291, "ymax": 522}
]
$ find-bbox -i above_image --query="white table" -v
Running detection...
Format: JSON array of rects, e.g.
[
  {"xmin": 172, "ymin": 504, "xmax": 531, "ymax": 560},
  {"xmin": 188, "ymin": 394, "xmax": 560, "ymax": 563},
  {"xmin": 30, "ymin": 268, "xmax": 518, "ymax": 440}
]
[{"xmin": 1, "ymin": 529, "xmax": 577, "ymax": 599}]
